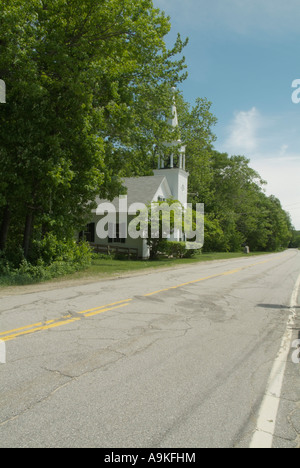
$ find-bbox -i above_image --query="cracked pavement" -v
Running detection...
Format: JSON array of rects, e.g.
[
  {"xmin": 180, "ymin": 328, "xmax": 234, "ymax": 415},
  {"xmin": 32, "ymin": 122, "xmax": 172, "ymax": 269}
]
[{"xmin": 0, "ymin": 250, "xmax": 299, "ymax": 448}]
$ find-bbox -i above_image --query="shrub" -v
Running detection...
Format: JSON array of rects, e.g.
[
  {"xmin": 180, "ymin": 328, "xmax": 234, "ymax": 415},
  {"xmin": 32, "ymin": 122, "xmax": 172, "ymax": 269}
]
[
  {"xmin": 183, "ymin": 248, "xmax": 201, "ymax": 258},
  {"xmin": 165, "ymin": 241, "xmax": 201, "ymax": 258},
  {"xmin": 0, "ymin": 237, "xmax": 93, "ymax": 285},
  {"xmin": 31, "ymin": 234, "xmax": 92, "ymax": 267},
  {"xmin": 166, "ymin": 241, "xmax": 187, "ymax": 258}
]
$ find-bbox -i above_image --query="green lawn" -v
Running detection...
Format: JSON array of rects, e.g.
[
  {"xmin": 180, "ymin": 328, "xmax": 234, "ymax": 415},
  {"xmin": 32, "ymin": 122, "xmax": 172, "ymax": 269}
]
[
  {"xmin": 52, "ymin": 251, "xmax": 273, "ymax": 282},
  {"xmin": 0, "ymin": 251, "xmax": 274, "ymax": 288}
]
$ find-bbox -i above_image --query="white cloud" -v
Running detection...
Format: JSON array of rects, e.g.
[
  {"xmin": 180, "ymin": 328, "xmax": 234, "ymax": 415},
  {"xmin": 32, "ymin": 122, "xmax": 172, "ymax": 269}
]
[
  {"xmin": 218, "ymin": 108, "xmax": 300, "ymax": 229},
  {"xmin": 252, "ymin": 155, "xmax": 300, "ymax": 229},
  {"xmin": 223, "ymin": 107, "xmax": 260, "ymax": 155}
]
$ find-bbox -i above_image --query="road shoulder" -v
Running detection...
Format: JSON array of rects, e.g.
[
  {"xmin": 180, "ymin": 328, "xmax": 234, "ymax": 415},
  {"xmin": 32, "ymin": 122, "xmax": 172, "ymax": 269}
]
[{"xmin": 273, "ymin": 311, "xmax": 300, "ymax": 448}]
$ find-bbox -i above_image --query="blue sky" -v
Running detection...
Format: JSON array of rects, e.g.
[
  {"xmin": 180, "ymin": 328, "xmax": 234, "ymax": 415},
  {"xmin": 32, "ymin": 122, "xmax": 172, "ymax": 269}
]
[{"xmin": 154, "ymin": 0, "xmax": 300, "ymax": 229}]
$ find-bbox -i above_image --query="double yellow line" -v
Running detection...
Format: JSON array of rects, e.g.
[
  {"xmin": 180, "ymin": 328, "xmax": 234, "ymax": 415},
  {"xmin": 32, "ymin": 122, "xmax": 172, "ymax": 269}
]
[
  {"xmin": 0, "ymin": 299, "xmax": 132, "ymax": 342},
  {"xmin": 0, "ymin": 256, "xmax": 274, "ymax": 343},
  {"xmin": 144, "ymin": 258, "xmax": 272, "ymax": 297}
]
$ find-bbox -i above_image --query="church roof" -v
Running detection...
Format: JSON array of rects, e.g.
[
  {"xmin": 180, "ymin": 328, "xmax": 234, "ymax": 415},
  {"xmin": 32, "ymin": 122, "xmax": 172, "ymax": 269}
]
[
  {"xmin": 122, "ymin": 175, "xmax": 167, "ymax": 206},
  {"xmin": 94, "ymin": 175, "xmax": 168, "ymax": 212}
]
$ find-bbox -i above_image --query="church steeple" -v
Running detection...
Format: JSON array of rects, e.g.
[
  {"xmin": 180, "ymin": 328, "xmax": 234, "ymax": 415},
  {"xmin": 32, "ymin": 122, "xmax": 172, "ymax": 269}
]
[
  {"xmin": 168, "ymin": 87, "xmax": 179, "ymax": 129},
  {"xmin": 157, "ymin": 88, "xmax": 186, "ymax": 171}
]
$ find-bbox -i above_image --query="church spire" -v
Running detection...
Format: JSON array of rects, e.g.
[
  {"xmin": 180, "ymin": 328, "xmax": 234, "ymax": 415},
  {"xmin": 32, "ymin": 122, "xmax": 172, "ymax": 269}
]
[
  {"xmin": 168, "ymin": 87, "xmax": 179, "ymax": 129},
  {"xmin": 157, "ymin": 87, "xmax": 186, "ymax": 171}
]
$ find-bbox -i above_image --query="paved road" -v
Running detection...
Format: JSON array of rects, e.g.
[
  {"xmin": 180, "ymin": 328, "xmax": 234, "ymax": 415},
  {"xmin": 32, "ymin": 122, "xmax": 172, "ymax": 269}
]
[{"xmin": 0, "ymin": 250, "xmax": 300, "ymax": 448}]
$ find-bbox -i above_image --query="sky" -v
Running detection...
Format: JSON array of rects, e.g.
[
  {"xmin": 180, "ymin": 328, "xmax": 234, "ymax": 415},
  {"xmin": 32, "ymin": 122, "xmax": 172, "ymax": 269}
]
[{"xmin": 154, "ymin": 0, "xmax": 300, "ymax": 229}]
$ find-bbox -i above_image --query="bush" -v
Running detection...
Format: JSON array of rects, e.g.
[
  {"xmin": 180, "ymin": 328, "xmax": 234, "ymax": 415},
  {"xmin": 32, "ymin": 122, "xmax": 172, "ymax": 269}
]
[
  {"xmin": 183, "ymin": 248, "xmax": 201, "ymax": 258},
  {"xmin": 166, "ymin": 241, "xmax": 187, "ymax": 258},
  {"xmin": 0, "ymin": 237, "xmax": 93, "ymax": 285},
  {"xmin": 114, "ymin": 252, "xmax": 129, "ymax": 260},
  {"xmin": 164, "ymin": 241, "xmax": 201, "ymax": 259},
  {"xmin": 226, "ymin": 230, "xmax": 246, "ymax": 253},
  {"xmin": 0, "ymin": 256, "xmax": 12, "ymax": 276},
  {"xmin": 202, "ymin": 217, "xmax": 228, "ymax": 253},
  {"xmin": 31, "ymin": 233, "xmax": 92, "ymax": 267}
]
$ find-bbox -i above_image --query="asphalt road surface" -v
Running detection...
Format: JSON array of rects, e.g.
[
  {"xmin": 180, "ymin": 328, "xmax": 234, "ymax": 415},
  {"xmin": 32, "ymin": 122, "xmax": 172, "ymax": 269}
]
[{"xmin": 0, "ymin": 250, "xmax": 300, "ymax": 448}]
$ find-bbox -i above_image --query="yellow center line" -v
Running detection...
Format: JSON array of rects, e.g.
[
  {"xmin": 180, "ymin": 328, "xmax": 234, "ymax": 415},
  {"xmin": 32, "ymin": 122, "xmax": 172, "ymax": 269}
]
[
  {"xmin": 144, "ymin": 274, "xmax": 219, "ymax": 296},
  {"xmin": 2, "ymin": 304, "xmax": 131, "ymax": 342},
  {"xmin": 143, "ymin": 258, "xmax": 274, "ymax": 297},
  {"xmin": 1, "ymin": 299, "xmax": 132, "ymax": 342},
  {"xmin": 83, "ymin": 303, "xmax": 129, "ymax": 318},
  {"xmin": 222, "ymin": 268, "xmax": 243, "ymax": 276},
  {"xmin": 2, "ymin": 317, "xmax": 82, "ymax": 342},
  {"xmin": 78, "ymin": 299, "xmax": 132, "ymax": 315},
  {"xmin": 1, "ymin": 257, "xmax": 275, "ymax": 343},
  {"xmin": 0, "ymin": 319, "xmax": 56, "ymax": 337}
]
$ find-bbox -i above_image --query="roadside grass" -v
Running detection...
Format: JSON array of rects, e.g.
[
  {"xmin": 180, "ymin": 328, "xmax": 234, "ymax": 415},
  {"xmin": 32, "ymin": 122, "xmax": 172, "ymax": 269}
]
[
  {"xmin": 84, "ymin": 251, "xmax": 272, "ymax": 278},
  {"xmin": 0, "ymin": 251, "xmax": 273, "ymax": 288},
  {"xmin": 84, "ymin": 251, "xmax": 271, "ymax": 278}
]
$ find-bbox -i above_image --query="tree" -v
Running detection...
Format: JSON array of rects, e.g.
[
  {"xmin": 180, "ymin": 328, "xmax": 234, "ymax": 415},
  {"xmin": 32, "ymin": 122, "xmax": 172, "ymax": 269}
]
[
  {"xmin": 0, "ymin": 0, "xmax": 188, "ymax": 261},
  {"xmin": 145, "ymin": 199, "xmax": 184, "ymax": 259},
  {"xmin": 191, "ymin": 150, "xmax": 293, "ymax": 252},
  {"xmin": 290, "ymin": 231, "xmax": 300, "ymax": 248},
  {"xmin": 176, "ymin": 94, "xmax": 217, "ymax": 207}
]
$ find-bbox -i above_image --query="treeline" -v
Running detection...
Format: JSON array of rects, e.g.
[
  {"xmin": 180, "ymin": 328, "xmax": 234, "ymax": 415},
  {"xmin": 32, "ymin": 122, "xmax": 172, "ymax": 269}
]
[
  {"xmin": 0, "ymin": 0, "xmax": 293, "ymax": 276},
  {"xmin": 177, "ymin": 94, "xmax": 293, "ymax": 251},
  {"xmin": 192, "ymin": 150, "xmax": 293, "ymax": 252},
  {"xmin": 290, "ymin": 231, "xmax": 300, "ymax": 248}
]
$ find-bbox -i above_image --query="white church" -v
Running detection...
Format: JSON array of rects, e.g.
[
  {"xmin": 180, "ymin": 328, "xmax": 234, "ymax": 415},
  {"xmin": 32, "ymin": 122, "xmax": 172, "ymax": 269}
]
[{"xmin": 81, "ymin": 92, "xmax": 189, "ymax": 259}]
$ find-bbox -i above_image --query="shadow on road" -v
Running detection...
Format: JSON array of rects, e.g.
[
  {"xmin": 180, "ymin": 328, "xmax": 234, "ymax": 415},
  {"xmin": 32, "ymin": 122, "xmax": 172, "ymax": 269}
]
[{"xmin": 257, "ymin": 304, "xmax": 300, "ymax": 310}]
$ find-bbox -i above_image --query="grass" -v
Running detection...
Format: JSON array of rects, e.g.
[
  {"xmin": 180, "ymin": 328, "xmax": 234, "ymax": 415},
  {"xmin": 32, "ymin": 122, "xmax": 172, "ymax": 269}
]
[
  {"xmin": 0, "ymin": 251, "xmax": 274, "ymax": 288},
  {"xmin": 44, "ymin": 251, "xmax": 272, "ymax": 283}
]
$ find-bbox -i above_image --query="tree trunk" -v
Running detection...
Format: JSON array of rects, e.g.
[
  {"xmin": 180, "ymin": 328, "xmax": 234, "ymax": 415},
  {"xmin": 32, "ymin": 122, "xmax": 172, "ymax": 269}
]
[
  {"xmin": 23, "ymin": 210, "xmax": 34, "ymax": 259},
  {"xmin": 0, "ymin": 206, "xmax": 11, "ymax": 251}
]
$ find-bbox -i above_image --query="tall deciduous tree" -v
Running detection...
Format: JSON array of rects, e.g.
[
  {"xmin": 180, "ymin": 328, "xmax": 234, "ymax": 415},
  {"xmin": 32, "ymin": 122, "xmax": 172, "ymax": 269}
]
[
  {"xmin": 176, "ymin": 94, "xmax": 217, "ymax": 207},
  {"xmin": 0, "ymin": 0, "xmax": 187, "ymax": 259}
]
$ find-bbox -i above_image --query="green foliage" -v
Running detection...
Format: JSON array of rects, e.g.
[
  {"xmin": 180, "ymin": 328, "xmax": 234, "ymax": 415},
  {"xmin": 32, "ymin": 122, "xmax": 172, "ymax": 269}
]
[
  {"xmin": 165, "ymin": 241, "xmax": 186, "ymax": 258},
  {"xmin": 145, "ymin": 199, "xmax": 184, "ymax": 259},
  {"xmin": 289, "ymin": 231, "xmax": 300, "ymax": 248},
  {"xmin": 0, "ymin": 0, "xmax": 188, "ymax": 275},
  {"xmin": 184, "ymin": 147, "xmax": 293, "ymax": 253},
  {"xmin": 0, "ymin": 239, "xmax": 92, "ymax": 285},
  {"xmin": 202, "ymin": 216, "xmax": 227, "ymax": 252},
  {"xmin": 177, "ymin": 95, "xmax": 217, "ymax": 206},
  {"xmin": 30, "ymin": 234, "xmax": 92, "ymax": 266},
  {"xmin": 165, "ymin": 241, "xmax": 201, "ymax": 258}
]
